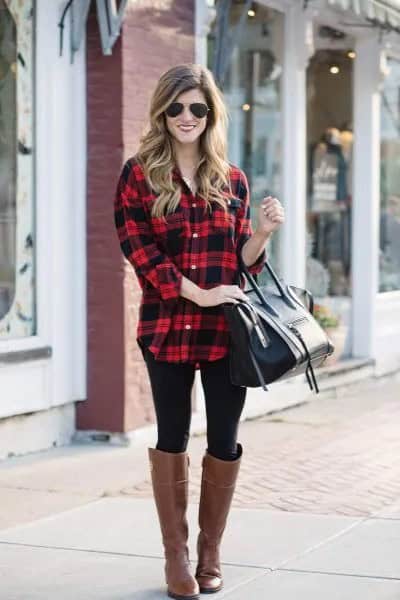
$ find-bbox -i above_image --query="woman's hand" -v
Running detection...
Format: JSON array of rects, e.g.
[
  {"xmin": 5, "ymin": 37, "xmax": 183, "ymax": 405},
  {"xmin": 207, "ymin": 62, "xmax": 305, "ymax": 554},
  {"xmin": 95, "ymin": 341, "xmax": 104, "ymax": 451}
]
[
  {"xmin": 256, "ymin": 196, "xmax": 285, "ymax": 235},
  {"xmin": 196, "ymin": 285, "xmax": 248, "ymax": 307}
]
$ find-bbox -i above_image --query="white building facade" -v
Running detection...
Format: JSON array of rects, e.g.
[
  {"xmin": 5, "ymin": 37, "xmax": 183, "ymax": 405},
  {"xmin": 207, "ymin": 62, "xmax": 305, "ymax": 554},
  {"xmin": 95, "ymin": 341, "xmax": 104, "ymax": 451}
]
[
  {"xmin": 194, "ymin": 0, "xmax": 400, "ymax": 415},
  {"xmin": 0, "ymin": 0, "xmax": 87, "ymax": 459}
]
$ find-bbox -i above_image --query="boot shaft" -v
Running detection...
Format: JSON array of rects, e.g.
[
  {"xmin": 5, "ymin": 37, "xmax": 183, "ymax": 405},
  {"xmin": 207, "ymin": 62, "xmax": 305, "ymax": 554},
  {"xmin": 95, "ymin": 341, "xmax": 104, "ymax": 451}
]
[
  {"xmin": 195, "ymin": 444, "xmax": 243, "ymax": 594},
  {"xmin": 198, "ymin": 444, "xmax": 242, "ymax": 540},
  {"xmin": 148, "ymin": 447, "xmax": 200, "ymax": 599},
  {"xmin": 148, "ymin": 448, "xmax": 190, "ymax": 547}
]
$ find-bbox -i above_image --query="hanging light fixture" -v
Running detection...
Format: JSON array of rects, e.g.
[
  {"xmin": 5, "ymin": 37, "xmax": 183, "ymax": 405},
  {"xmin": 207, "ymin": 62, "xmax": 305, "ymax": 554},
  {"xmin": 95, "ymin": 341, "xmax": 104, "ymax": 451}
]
[
  {"xmin": 329, "ymin": 64, "xmax": 340, "ymax": 74},
  {"xmin": 248, "ymin": 2, "xmax": 256, "ymax": 18}
]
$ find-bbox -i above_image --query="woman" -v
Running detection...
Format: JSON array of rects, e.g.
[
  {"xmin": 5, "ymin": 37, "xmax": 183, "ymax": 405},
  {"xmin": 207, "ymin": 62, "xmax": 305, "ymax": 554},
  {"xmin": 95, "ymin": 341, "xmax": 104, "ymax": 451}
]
[{"xmin": 114, "ymin": 63, "xmax": 284, "ymax": 599}]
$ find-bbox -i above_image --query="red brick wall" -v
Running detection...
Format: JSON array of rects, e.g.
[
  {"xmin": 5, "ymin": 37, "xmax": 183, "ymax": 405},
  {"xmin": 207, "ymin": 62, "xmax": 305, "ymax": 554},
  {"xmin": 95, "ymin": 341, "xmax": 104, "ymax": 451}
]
[{"xmin": 77, "ymin": 1, "xmax": 195, "ymax": 434}]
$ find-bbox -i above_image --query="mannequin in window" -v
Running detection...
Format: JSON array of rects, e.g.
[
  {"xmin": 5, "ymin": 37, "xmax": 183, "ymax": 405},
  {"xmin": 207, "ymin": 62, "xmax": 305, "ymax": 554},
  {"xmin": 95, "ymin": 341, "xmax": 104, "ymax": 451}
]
[
  {"xmin": 310, "ymin": 127, "xmax": 347, "ymax": 211},
  {"xmin": 339, "ymin": 123, "xmax": 353, "ymax": 204}
]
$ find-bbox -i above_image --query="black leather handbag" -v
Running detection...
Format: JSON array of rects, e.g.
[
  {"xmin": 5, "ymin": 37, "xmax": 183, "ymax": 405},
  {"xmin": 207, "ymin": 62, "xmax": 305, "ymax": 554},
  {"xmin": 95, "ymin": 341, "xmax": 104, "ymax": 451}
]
[{"xmin": 223, "ymin": 256, "xmax": 335, "ymax": 393}]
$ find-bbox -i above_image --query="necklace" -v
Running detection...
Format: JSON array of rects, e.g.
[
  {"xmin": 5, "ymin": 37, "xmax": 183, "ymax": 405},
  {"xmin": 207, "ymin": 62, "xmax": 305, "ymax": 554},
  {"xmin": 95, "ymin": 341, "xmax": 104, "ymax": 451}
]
[{"xmin": 182, "ymin": 174, "xmax": 196, "ymax": 194}]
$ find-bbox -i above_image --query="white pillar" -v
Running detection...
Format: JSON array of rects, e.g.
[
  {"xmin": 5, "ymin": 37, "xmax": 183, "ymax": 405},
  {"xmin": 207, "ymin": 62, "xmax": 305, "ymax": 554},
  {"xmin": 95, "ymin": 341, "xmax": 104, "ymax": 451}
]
[
  {"xmin": 194, "ymin": 0, "xmax": 216, "ymax": 65},
  {"xmin": 281, "ymin": 4, "xmax": 314, "ymax": 287},
  {"xmin": 351, "ymin": 34, "xmax": 383, "ymax": 358}
]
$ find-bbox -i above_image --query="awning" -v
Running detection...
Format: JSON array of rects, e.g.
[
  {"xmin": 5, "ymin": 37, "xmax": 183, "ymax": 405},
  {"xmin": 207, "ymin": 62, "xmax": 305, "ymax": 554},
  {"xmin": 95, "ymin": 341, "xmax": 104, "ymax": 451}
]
[
  {"xmin": 59, "ymin": 0, "xmax": 129, "ymax": 60},
  {"xmin": 326, "ymin": 0, "xmax": 400, "ymax": 29}
]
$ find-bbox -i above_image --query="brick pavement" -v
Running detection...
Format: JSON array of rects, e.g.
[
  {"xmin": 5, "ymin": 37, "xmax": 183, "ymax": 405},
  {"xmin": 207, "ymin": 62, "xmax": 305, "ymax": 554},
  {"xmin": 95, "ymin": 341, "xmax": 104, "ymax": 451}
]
[{"xmin": 123, "ymin": 376, "xmax": 400, "ymax": 517}]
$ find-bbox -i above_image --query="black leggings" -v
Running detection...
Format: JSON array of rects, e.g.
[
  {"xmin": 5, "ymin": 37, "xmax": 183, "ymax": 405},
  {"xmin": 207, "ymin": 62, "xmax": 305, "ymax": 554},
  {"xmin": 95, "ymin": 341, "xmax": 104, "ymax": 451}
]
[{"xmin": 142, "ymin": 347, "xmax": 246, "ymax": 461}]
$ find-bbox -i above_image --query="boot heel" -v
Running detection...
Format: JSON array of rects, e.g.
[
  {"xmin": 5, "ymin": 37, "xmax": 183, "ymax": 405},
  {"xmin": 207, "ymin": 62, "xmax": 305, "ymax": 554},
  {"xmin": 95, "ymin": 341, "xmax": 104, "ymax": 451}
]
[
  {"xmin": 168, "ymin": 591, "xmax": 200, "ymax": 600},
  {"xmin": 199, "ymin": 585, "xmax": 222, "ymax": 594}
]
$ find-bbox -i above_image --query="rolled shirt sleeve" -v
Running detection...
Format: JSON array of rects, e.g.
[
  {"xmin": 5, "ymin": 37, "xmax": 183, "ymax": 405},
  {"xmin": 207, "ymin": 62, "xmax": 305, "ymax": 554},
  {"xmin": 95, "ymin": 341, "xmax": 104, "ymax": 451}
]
[
  {"xmin": 236, "ymin": 170, "xmax": 267, "ymax": 276},
  {"xmin": 114, "ymin": 160, "xmax": 183, "ymax": 302}
]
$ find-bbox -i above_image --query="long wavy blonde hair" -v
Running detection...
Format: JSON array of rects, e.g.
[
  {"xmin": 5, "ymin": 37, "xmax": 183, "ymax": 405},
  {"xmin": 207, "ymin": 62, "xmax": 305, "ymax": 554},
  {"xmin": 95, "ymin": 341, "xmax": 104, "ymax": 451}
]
[{"xmin": 136, "ymin": 63, "xmax": 233, "ymax": 218}]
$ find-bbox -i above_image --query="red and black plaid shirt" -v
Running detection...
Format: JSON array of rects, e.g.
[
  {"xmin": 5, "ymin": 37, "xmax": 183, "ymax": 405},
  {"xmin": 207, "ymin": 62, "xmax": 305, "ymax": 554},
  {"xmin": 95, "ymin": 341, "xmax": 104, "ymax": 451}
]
[{"xmin": 114, "ymin": 155, "xmax": 266, "ymax": 368}]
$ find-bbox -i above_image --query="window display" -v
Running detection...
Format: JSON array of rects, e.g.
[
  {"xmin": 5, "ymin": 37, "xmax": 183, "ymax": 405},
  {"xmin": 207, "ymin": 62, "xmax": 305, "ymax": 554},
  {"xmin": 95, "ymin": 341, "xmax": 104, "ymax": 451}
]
[
  {"xmin": 306, "ymin": 48, "xmax": 353, "ymax": 299},
  {"xmin": 0, "ymin": 0, "xmax": 35, "ymax": 338},
  {"xmin": 379, "ymin": 57, "xmax": 400, "ymax": 292}
]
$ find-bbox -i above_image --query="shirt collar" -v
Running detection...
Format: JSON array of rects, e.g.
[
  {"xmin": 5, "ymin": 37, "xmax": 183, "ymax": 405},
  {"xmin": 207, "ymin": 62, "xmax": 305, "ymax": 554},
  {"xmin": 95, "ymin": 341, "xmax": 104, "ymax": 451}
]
[{"xmin": 172, "ymin": 165, "xmax": 181, "ymax": 182}]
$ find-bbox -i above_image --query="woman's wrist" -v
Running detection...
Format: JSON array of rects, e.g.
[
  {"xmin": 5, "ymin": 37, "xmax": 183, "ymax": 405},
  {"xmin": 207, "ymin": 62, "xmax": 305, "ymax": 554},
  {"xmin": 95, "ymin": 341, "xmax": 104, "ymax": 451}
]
[
  {"xmin": 194, "ymin": 287, "xmax": 205, "ymax": 307},
  {"xmin": 253, "ymin": 228, "xmax": 273, "ymax": 241},
  {"xmin": 241, "ymin": 230, "xmax": 271, "ymax": 267},
  {"xmin": 180, "ymin": 275, "xmax": 205, "ymax": 306}
]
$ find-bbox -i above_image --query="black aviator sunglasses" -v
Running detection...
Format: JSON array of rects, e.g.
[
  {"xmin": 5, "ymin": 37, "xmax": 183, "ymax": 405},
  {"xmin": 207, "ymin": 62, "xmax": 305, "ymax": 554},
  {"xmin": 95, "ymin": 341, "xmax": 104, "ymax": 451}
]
[{"xmin": 165, "ymin": 102, "xmax": 210, "ymax": 119}]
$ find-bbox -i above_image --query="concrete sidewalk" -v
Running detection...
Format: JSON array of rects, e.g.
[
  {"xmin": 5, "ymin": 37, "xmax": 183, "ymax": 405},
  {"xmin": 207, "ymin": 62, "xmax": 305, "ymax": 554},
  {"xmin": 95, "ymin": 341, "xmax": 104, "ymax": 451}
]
[
  {"xmin": 0, "ymin": 495, "xmax": 399, "ymax": 598},
  {"xmin": 0, "ymin": 374, "xmax": 399, "ymax": 598}
]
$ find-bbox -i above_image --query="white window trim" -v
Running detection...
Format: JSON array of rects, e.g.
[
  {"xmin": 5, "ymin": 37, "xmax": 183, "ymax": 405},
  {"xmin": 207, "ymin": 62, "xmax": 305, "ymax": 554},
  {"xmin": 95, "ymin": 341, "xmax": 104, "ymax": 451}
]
[{"xmin": 0, "ymin": 0, "xmax": 87, "ymax": 418}]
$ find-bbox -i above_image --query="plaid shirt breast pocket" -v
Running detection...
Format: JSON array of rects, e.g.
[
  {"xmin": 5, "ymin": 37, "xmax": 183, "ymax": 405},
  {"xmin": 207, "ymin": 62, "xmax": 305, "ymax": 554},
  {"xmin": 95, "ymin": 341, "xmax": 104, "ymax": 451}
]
[
  {"xmin": 211, "ymin": 197, "xmax": 242, "ymax": 243},
  {"xmin": 150, "ymin": 209, "xmax": 185, "ymax": 257}
]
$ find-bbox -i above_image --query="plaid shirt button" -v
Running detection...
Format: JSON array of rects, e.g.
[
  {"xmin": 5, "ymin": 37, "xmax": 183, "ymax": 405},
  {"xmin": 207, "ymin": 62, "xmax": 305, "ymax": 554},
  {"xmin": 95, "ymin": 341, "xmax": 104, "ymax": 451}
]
[
  {"xmin": 192, "ymin": 233, "xmax": 198, "ymax": 238},
  {"xmin": 192, "ymin": 203, "xmax": 196, "ymax": 207},
  {"xmin": 185, "ymin": 324, "xmax": 191, "ymax": 330},
  {"xmin": 191, "ymin": 264, "xmax": 197, "ymax": 269}
]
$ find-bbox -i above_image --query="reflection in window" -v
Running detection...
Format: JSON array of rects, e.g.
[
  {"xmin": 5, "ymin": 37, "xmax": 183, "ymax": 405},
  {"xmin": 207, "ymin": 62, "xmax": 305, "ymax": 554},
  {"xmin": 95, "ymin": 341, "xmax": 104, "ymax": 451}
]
[
  {"xmin": 379, "ymin": 58, "xmax": 400, "ymax": 292},
  {"xmin": 306, "ymin": 49, "xmax": 353, "ymax": 299},
  {"xmin": 0, "ymin": 2, "xmax": 16, "ymax": 321},
  {"xmin": 208, "ymin": 3, "xmax": 284, "ymax": 277},
  {"xmin": 0, "ymin": 1, "xmax": 35, "ymax": 338}
]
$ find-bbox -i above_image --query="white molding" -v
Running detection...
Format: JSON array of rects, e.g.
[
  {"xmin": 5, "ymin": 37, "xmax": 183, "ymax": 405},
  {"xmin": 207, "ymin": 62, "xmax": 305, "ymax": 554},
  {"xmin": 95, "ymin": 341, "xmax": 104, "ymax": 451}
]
[
  {"xmin": 351, "ymin": 32, "xmax": 382, "ymax": 359},
  {"xmin": 194, "ymin": 0, "xmax": 216, "ymax": 65},
  {"xmin": 35, "ymin": 1, "xmax": 55, "ymax": 354},
  {"xmin": 0, "ymin": 335, "xmax": 49, "ymax": 353},
  {"xmin": 42, "ymin": 1, "xmax": 86, "ymax": 407},
  {"xmin": 280, "ymin": 2, "xmax": 310, "ymax": 288},
  {"xmin": 0, "ymin": 360, "xmax": 51, "ymax": 419},
  {"xmin": 70, "ymin": 23, "xmax": 87, "ymax": 403},
  {"xmin": 0, "ymin": 402, "xmax": 75, "ymax": 461}
]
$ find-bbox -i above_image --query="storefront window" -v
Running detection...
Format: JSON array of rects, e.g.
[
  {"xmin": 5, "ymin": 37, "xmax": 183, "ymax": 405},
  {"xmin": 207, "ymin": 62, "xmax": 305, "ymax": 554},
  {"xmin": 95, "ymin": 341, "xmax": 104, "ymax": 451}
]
[
  {"xmin": 208, "ymin": 2, "xmax": 284, "ymax": 277},
  {"xmin": 306, "ymin": 48, "xmax": 353, "ymax": 300},
  {"xmin": 0, "ymin": 1, "xmax": 35, "ymax": 339},
  {"xmin": 305, "ymin": 39, "xmax": 355, "ymax": 362},
  {"xmin": 379, "ymin": 57, "xmax": 400, "ymax": 292}
]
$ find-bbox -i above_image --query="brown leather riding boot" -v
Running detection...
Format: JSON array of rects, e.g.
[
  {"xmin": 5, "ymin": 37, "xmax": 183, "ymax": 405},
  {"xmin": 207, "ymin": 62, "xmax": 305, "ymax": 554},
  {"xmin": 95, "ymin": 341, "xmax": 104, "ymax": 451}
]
[
  {"xmin": 148, "ymin": 448, "xmax": 200, "ymax": 600},
  {"xmin": 195, "ymin": 444, "xmax": 242, "ymax": 594}
]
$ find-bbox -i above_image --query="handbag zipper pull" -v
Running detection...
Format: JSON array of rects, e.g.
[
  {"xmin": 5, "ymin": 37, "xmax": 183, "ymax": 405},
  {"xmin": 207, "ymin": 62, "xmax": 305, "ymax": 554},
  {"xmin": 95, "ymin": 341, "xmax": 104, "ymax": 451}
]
[
  {"xmin": 287, "ymin": 323, "xmax": 319, "ymax": 393},
  {"xmin": 254, "ymin": 323, "xmax": 268, "ymax": 348},
  {"xmin": 243, "ymin": 303, "xmax": 269, "ymax": 348}
]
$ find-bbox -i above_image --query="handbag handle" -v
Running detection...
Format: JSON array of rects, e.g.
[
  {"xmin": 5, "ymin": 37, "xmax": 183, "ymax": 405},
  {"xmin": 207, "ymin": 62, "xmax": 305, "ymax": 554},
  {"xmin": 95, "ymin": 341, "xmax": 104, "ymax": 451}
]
[
  {"xmin": 287, "ymin": 284, "xmax": 315, "ymax": 315},
  {"xmin": 238, "ymin": 253, "xmax": 298, "ymax": 311}
]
